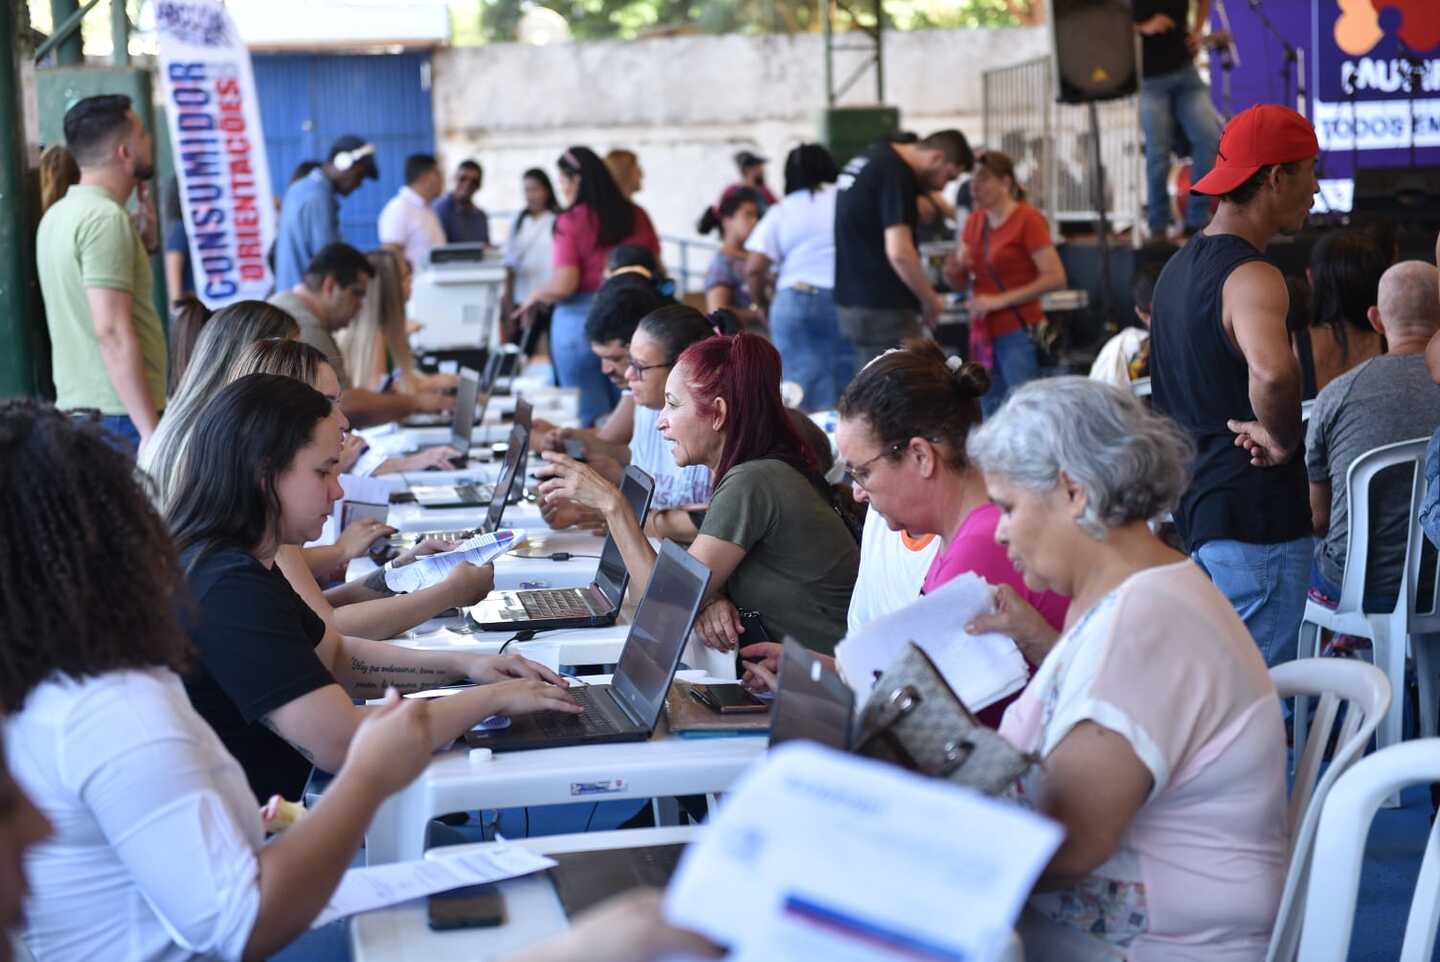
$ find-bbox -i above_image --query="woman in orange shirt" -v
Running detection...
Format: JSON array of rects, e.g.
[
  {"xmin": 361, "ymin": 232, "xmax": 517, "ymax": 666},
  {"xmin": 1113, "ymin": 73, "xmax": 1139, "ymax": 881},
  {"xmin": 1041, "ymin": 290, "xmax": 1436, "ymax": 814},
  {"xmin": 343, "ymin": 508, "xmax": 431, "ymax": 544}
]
[{"xmin": 945, "ymin": 150, "xmax": 1066, "ymax": 416}]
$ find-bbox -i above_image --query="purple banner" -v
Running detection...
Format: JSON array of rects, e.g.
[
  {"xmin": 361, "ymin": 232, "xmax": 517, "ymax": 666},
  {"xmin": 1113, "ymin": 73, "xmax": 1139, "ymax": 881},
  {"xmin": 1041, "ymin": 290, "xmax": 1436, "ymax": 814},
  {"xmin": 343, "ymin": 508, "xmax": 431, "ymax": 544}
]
[{"xmin": 1208, "ymin": 0, "xmax": 1440, "ymax": 212}]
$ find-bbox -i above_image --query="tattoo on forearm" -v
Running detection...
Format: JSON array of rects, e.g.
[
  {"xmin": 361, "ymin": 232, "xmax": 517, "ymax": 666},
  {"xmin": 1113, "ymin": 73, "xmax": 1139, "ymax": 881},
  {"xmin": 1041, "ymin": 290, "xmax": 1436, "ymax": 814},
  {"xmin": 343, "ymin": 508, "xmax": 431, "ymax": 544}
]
[
  {"xmin": 260, "ymin": 715, "xmax": 316, "ymax": 763},
  {"xmin": 347, "ymin": 656, "xmax": 463, "ymax": 695},
  {"xmin": 362, "ymin": 568, "xmax": 395, "ymax": 595}
]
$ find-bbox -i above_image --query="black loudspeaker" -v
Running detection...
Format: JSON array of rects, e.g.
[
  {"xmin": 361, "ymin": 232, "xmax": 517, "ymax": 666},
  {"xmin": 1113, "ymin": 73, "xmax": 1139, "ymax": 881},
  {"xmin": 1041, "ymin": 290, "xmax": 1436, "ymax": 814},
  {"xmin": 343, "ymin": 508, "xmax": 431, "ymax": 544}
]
[
  {"xmin": 1050, "ymin": 0, "xmax": 1138, "ymax": 103},
  {"xmin": 1351, "ymin": 166, "xmax": 1440, "ymax": 223}
]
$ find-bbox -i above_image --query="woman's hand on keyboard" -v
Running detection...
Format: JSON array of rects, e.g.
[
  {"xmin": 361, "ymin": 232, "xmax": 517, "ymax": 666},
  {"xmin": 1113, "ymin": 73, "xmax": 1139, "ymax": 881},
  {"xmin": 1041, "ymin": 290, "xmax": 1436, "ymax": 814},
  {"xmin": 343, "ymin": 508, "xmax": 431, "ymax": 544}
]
[
  {"xmin": 395, "ymin": 446, "xmax": 463, "ymax": 472},
  {"xmin": 486, "ymin": 678, "xmax": 584, "ymax": 716},
  {"xmin": 465, "ymin": 652, "xmax": 567, "ymax": 687},
  {"xmin": 336, "ymin": 518, "xmax": 398, "ymax": 562}
]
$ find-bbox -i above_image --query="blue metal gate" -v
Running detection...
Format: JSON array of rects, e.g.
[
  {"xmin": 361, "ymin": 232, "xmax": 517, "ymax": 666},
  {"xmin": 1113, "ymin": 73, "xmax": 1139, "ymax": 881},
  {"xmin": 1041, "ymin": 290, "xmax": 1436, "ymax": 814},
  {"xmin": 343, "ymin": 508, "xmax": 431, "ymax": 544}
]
[{"xmin": 252, "ymin": 51, "xmax": 436, "ymax": 253}]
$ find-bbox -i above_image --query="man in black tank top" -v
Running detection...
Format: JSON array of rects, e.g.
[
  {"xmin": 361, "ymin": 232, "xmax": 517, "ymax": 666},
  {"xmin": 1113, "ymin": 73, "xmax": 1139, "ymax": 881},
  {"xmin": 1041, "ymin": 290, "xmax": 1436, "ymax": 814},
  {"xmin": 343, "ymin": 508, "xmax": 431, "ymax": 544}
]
[{"xmin": 1149, "ymin": 104, "xmax": 1320, "ymax": 669}]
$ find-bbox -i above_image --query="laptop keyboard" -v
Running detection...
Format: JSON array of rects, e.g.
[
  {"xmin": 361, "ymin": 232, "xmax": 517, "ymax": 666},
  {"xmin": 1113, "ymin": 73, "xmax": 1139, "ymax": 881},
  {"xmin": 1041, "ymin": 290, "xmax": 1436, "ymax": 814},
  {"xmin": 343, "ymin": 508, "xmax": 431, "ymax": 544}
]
[
  {"xmin": 533, "ymin": 686, "xmax": 620, "ymax": 738},
  {"xmin": 454, "ymin": 483, "xmax": 493, "ymax": 503},
  {"xmin": 519, "ymin": 587, "xmax": 595, "ymax": 620}
]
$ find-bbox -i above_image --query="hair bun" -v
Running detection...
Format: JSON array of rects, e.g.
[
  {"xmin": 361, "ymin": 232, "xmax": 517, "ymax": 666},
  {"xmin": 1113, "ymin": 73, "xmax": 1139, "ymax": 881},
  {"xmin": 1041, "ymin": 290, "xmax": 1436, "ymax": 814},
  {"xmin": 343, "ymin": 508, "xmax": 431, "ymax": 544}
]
[{"xmin": 950, "ymin": 358, "xmax": 991, "ymax": 399}]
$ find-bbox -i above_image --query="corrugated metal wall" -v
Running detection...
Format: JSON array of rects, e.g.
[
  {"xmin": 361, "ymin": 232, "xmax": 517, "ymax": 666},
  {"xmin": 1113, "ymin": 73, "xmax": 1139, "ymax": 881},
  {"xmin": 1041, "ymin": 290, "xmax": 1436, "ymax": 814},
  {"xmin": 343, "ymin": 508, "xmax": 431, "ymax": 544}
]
[{"xmin": 252, "ymin": 51, "xmax": 437, "ymax": 253}]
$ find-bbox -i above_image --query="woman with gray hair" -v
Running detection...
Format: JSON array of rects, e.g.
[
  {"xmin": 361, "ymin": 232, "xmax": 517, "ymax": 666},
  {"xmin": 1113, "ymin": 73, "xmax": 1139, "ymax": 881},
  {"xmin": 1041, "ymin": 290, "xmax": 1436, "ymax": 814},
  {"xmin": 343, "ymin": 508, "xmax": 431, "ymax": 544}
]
[{"xmin": 967, "ymin": 377, "xmax": 1287, "ymax": 960}]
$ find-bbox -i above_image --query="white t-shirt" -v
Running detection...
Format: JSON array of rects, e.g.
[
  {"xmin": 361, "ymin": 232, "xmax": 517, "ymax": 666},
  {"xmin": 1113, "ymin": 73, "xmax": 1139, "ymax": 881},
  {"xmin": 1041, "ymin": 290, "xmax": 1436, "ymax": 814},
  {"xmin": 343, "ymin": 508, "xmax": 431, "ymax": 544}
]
[
  {"xmin": 846, "ymin": 508, "xmax": 941, "ymax": 633},
  {"xmin": 745, "ymin": 185, "xmax": 837, "ymax": 291},
  {"xmin": 629, "ymin": 404, "xmax": 712, "ymax": 510},
  {"xmin": 13, "ymin": 669, "xmax": 264, "ymax": 962},
  {"xmin": 503, "ymin": 210, "xmax": 557, "ymax": 305},
  {"xmin": 378, "ymin": 186, "xmax": 447, "ymax": 269}
]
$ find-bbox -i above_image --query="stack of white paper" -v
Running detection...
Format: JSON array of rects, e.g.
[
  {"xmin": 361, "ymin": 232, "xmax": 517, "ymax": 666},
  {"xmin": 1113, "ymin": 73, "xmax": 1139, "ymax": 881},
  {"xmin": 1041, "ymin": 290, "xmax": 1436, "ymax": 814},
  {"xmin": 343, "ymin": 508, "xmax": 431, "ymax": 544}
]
[
  {"xmin": 665, "ymin": 743, "xmax": 1062, "ymax": 961},
  {"xmin": 834, "ymin": 573, "xmax": 1029, "ymax": 711},
  {"xmin": 309, "ymin": 844, "xmax": 555, "ymax": 928},
  {"xmin": 383, "ymin": 528, "xmax": 526, "ymax": 594}
]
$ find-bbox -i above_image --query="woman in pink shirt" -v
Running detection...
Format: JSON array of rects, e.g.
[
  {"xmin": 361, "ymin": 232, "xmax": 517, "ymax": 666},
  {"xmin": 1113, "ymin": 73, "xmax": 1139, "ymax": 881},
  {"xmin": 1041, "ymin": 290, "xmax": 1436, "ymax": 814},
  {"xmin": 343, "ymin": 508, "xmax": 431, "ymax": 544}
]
[
  {"xmin": 968, "ymin": 377, "xmax": 1287, "ymax": 960},
  {"xmin": 832, "ymin": 341, "xmax": 1068, "ymax": 725},
  {"xmin": 517, "ymin": 146, "xmax": 660, "ymax": 426}
]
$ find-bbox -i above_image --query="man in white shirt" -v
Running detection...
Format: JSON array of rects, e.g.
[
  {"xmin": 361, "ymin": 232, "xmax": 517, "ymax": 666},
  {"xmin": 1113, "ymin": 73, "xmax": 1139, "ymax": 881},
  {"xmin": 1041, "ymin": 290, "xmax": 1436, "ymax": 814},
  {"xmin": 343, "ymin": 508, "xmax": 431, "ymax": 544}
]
[{"xmin": 377, "ymin": 153, "xmax": 446, "ymax": 270}]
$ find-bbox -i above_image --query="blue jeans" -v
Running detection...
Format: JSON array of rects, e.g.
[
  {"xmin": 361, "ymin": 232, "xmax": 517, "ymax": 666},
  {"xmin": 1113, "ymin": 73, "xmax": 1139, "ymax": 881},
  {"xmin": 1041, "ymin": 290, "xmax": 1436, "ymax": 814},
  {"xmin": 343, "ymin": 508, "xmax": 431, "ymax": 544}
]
[
  {"xmin": 980, "ymin": 327, "xmax": 1041, "ymax": 418},
  {"xmin": 769, "ymin": 286, "xmax": 855, "ymax": 412},
  {"xmin": 1195, "ymin": 536, "xmax": 1313, "ymax": 668},
  {"xmin": 550, "ymin": 292, "xmax": 619, "ymax": 428},
  {"xmin": 1140, "ymin": 65, "xmax": 1222, "ymax": 232}
]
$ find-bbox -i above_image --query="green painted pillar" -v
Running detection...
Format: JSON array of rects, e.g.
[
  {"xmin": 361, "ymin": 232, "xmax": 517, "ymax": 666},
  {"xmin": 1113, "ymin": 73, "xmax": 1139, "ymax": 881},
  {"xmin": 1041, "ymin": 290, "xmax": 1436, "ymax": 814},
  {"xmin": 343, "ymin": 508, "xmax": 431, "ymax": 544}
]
[
  {"xmin": 49, "ymin": 0, "xmax": 83, "ymax": 65},
  {"xmin": 0, "ymin": 1, "xmax": 38, "ymax": 398}
]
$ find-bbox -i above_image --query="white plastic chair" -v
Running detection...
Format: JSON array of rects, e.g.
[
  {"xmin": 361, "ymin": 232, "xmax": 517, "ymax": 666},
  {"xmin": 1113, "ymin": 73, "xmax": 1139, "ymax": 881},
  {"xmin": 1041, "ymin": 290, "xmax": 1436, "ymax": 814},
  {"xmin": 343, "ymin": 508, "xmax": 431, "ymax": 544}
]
[
  {"xmin": 1296, "ymin": 738, "xmax": 1440, "ymax": 961},
  {"xmin": 1293, "ymin": 437, "xmax": 1440, "ymax": 768},
  {"xmin": 1300, "ymin": 398, "xmax": 1315, "ymax": 423},
  {"xmin": 1129, "ymin": 376, "xmax": 1151, "ymax": 398},
  {"xmin": 1266, "ymin": 658, "xmax": 1391, "ymax": 962}
]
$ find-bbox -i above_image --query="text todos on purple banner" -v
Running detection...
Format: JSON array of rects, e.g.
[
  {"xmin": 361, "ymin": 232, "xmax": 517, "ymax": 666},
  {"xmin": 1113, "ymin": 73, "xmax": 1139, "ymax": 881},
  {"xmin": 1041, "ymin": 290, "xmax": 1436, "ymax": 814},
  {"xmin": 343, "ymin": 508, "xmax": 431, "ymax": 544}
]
[{"xmin": 156, "ymin": 0, "xmax": 277, "ymax": 308}]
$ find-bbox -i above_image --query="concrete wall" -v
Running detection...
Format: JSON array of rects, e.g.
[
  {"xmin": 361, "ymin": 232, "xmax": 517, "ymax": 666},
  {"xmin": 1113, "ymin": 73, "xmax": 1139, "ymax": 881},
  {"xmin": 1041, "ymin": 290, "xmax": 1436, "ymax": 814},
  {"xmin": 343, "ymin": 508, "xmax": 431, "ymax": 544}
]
[{"xmin": 432, "ymin": 26, "xmax": 1051, "ymax": 268}]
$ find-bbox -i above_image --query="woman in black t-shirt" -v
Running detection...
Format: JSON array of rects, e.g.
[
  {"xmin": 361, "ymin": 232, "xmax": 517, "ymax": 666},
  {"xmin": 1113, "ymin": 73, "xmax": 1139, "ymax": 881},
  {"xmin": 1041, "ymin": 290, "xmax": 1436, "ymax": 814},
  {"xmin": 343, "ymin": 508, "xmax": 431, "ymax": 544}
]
[{"xmin": 167, "ymin": 374, "xmax": 580, "ymax": 802}]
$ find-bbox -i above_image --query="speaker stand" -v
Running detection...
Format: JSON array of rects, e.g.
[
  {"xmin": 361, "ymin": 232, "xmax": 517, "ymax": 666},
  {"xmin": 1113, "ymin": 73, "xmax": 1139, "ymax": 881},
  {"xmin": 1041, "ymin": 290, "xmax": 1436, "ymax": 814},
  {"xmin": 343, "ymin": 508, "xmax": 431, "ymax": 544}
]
[{"xmin": 1087, "ymin": 101, "xmax": 1116, "ymax": 334}]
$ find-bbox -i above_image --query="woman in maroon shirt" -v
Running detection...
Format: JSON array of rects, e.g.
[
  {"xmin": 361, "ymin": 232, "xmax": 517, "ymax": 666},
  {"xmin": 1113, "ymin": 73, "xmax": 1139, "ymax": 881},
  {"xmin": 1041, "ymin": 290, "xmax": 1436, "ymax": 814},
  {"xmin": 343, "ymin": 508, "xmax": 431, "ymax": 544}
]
[
  {"xmin": 945, "ymin": 150, "xmax": 1066, "ymax": 416},
  {"xmin": 517, "ymin": 146, "xmax": 661, "ymax": 426}
]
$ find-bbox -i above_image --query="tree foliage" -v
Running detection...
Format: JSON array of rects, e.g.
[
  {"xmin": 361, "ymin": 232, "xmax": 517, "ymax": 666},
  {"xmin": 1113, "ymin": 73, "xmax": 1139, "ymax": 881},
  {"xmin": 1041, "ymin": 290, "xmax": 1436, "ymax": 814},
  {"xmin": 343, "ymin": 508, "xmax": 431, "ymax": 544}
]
[{"xmin": 462, "ymin": 0, "xmax": 1038, "ymax": 43}]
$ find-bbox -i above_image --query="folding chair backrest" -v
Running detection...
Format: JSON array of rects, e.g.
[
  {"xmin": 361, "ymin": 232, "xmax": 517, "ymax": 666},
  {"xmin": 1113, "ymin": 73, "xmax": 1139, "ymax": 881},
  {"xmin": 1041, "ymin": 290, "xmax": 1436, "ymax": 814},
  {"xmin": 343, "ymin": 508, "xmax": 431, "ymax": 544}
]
[
  {"xmin": 1298, "ymin": 739, "xmax": 1440, "ymax": 962},
  {"xmin": 1266, "ymin": 658, "xmax": 1391, "ymax": 962}
]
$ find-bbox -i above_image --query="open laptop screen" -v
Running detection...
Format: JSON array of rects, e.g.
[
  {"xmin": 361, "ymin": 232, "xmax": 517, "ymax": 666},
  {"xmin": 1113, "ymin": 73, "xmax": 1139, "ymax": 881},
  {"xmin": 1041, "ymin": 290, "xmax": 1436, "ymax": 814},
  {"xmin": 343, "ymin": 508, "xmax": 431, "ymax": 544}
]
[
  {"xmin": 594, "ymin": 466, "xmax": 655, "ymax": 607},
  {"xmin": 768, "ymin": 638, "xmax": 854, "ymax": 750},
  {"xmin": 610, "ymin": 541, "xmax": 711, "ymax": 728},
  {"xmin": 449, "ymin": 373, "xmax": 480, "ymax": 453},
  {"xmin": 485, "ymin": 423, "xmax": 529, "ymax": 531}
]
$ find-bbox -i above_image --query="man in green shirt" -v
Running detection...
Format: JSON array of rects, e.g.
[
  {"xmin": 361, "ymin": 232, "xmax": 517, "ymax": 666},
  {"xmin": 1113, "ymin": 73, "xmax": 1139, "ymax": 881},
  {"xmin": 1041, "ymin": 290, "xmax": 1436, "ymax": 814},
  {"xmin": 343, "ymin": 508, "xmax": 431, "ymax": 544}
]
[{"xmin": 37, "ymin": 94, "xmax": 165, "ymax": 455}]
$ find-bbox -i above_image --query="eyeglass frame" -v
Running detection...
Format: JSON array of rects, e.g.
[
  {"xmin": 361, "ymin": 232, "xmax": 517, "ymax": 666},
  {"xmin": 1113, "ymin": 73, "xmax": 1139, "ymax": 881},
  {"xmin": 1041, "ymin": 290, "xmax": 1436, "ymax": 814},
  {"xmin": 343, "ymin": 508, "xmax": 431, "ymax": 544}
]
[
  {"xmin": 842, "ymin": 436, "xmax": 948, "ymax": 491},
  {"xmin": 626, "ymin": 355, "xmax": 673, "ymax": 377},
  {"xmin": 841, "ymin": 441, "xmax": 907, "ymax": 491}
]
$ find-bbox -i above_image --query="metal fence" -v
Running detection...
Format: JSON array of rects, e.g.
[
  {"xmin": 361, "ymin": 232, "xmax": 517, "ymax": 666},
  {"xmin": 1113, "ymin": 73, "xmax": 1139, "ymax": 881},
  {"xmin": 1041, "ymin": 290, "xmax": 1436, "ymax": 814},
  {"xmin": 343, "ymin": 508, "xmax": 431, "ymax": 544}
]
[{"xmin": 981, "ymin": 56, "xmax": 1144, "ymax": 239}]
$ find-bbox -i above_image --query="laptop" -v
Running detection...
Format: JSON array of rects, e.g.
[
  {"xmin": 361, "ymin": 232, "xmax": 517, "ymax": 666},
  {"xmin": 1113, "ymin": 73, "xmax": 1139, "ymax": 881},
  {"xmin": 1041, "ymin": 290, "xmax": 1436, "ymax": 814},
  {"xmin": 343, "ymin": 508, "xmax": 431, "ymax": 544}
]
[
  {"xmin": 464, "ymin": 539, "xmax": 711, "ymax": 752},
  {"xmin": 547, "ymin": 844, "xmax": 686, "ymax": 918},
  {"xmin": 409, "ymin": 421, "xmax": 529, "ymax": 510},
  {"xmin": 439, "ymin": 370, "xmax": 482, "ymax": 467},
  {"xmin": 468, "ymin": 465, "xmax": 655, "ymax": 631},
  {"xmin": 768, "ymin": 637, "xmax": 855, "ymax": 751}
]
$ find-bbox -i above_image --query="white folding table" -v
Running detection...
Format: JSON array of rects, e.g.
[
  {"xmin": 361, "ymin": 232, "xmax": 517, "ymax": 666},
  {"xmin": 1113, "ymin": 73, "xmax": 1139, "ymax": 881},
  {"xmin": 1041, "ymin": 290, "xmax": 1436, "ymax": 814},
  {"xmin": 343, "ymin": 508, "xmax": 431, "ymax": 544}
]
[{"xmin": 364, "ymin": 672, "xmax": 767, "ymax": 864}]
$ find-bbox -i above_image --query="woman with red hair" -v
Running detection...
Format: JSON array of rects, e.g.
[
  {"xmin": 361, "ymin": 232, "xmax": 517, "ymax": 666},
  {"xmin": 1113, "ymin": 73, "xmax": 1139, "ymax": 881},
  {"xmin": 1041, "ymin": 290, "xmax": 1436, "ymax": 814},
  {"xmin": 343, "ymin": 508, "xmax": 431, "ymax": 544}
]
[{"xmin": 538, "ymin": 331, "xmax": 859, "ymax": 653}]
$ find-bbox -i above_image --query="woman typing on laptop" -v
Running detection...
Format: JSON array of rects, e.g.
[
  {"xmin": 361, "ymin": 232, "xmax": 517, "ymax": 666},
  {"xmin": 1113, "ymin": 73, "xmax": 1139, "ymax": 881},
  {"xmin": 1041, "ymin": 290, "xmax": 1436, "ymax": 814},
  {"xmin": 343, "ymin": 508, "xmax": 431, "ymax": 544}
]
[
  {"xmin": 166, "ymin": 374, "xmax": 579, "ymax": 805},
  {"xmin": 537, "ymin": 331, "xmax": 859, "ymax": 655},
  {"xmin": 227, "ymin": 338, "xmax": 496, "ymax": 640}
]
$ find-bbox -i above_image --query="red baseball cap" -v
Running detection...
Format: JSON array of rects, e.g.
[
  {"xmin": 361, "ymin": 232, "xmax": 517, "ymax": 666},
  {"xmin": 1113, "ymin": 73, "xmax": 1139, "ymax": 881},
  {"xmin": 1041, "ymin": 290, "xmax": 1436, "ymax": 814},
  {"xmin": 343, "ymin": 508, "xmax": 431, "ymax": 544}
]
[{"xmin": 1191, "ymin": 104, "xmax": 1319, "ymax": 196}]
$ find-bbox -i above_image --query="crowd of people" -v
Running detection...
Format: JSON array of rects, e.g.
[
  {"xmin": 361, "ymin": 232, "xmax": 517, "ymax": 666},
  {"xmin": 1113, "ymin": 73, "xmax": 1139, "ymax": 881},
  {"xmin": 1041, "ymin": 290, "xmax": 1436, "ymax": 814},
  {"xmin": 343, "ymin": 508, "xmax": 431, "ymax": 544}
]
[{"xmin": 10, "ymin": 82, "xmax": 1440, "ymax": 962}]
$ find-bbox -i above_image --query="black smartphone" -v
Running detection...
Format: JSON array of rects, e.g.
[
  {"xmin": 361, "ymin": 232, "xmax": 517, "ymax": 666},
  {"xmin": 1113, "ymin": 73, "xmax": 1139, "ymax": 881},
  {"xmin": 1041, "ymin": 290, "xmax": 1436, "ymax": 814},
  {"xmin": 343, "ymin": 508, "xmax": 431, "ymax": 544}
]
[
  {"xmin": 735, "ymin": 608, "xmax": 770, "ymax": 676},
  {"xmin": 689, "ymin": 684, "xmax": 768, "ymax": 714},
  {"xmin": 563, "ymin": 439, "xmax": 589, "ymax": 462},
  {"xmin": 427, "ymin": 883, "xmax": 505, "ymax": 931}
]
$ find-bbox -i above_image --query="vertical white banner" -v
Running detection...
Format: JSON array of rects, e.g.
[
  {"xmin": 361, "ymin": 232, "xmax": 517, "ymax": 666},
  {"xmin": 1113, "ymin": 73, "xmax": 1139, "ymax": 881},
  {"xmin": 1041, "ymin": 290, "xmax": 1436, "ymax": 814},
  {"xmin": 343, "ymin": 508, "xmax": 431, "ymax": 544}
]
[{"xmin": 155, "ymin": 0, "xmax": 276, "ymax": 307}]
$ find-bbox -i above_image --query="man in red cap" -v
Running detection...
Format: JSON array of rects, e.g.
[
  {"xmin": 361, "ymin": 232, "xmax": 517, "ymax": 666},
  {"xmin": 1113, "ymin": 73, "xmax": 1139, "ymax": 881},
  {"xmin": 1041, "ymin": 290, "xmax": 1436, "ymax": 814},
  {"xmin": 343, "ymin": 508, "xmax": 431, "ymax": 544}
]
[{"xmin": 1148, "ymin": 103, "xmax": 1319, "ymax": 669}]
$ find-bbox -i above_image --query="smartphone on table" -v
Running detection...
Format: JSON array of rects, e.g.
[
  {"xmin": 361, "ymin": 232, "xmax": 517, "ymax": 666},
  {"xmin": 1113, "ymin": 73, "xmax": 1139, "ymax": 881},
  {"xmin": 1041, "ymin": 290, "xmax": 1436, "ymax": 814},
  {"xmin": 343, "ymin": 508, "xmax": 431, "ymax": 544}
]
[{"xmin": 688, "ymin": 684, "xmax": 769, "ymax": 714}]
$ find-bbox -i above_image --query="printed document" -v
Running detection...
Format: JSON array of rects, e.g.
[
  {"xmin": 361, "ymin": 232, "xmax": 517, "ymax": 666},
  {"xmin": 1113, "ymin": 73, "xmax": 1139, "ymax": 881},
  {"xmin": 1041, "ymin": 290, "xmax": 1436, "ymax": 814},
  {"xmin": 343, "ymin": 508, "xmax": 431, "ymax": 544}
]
[
  {"xmin": 834, "ymin": 573, "xmax": 1028, "ymax": 710},
  {"xmin": 384, "ymin": 528, "xmax": 525, "ymax": 593},
  {"xmin": 666, "ymin": 743, "xmax": 1062, "ymax": 961},
  {"xmin": 310, "ymin": 844, "xmax": 555, "ymax": 927}
]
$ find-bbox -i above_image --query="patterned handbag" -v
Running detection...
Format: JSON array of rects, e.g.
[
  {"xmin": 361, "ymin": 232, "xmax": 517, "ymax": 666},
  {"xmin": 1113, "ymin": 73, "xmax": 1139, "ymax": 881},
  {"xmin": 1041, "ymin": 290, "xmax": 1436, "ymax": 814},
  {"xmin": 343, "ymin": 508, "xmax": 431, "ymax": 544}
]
[{"xmin": 854, "ymin": 642, "xmax": 1036, "ymax": 796}]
